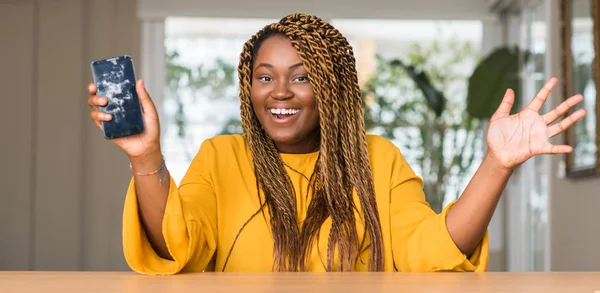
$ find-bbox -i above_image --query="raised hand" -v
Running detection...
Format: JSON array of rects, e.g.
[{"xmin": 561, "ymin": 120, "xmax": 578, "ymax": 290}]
[
  {"xmin": 486, "ymin": 77, "xmax": 587, "ymax": 170},
  {"xmin": 87, "ymin": 79, "xmax": 162, "ymax": 159}
]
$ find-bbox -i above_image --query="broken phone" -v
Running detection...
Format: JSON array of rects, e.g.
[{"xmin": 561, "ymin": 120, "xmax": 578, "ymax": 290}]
[{"xmin": 90, "ymin": 55, "xmax": 144, "ymax": 139}]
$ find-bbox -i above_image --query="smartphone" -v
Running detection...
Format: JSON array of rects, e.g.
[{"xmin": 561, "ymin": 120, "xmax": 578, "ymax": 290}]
[{"xmin": 90, "ymin": 55, "xmax": 144, "ymax": 139}]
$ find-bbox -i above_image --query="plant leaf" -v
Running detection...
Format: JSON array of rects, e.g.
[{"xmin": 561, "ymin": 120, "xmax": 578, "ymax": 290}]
[
  {"xmin": 390, "ymin": 60, "xmax": 447, "ymax": 117},
  {"xmin": 466, "ymin": 46, "xmax": 528, "ymax": 119}
]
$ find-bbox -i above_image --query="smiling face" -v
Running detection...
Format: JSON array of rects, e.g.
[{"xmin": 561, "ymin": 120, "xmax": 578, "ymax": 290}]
[{"xmin": 250, "ymin": 35, "xmax": 320, "ymax": 154}]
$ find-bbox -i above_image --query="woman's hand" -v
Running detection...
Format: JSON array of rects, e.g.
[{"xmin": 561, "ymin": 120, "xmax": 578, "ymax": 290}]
[
  {"xmin": 485, "ymin": 77, "xmax": 586, "ymax": 170},
  {"xmin": 87, "ymin": 79, "xmax": 162, "ymax": 160}
]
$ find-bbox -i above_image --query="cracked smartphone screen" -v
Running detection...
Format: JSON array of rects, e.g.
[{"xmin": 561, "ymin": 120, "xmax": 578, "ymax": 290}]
[{"xmin": 90, "ymin": 55, "xmax": 144, "ymax": 139}]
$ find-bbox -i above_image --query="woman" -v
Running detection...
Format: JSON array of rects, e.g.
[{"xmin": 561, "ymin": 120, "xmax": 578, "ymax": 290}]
[{"xmin": 87, "ymin": 13, "xmax": 585, "ymax": 273}]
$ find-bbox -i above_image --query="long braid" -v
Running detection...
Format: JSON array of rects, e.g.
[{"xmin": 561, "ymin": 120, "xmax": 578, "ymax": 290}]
[
  {"xmin": 319, "ymin": 20, "xmax": 384, "ymax": 270},
  {"xmin": 236, "ymin": 13, "xmax": 383, "ymax": 271},
  {"xmin": 239, "ymin": 28, "xmax": 301, "ymax": 271},
  {"xmin": 301, "ymin": 22, "xmax": 359, "ymax": 271}
]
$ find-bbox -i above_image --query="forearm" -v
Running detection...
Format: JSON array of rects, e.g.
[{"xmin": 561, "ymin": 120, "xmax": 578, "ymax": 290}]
[
  {"xmin": 446, "ymin": 151, "xmax": 512, "ymax": 256},
  {"xmin": 130, "ymin": 151, "xmax": 172, "ymax": 260}
]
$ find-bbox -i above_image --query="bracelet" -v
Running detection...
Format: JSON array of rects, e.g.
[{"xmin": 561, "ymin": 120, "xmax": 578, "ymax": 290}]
[
  {"xmin": 130, "ymin": 159, "xmax": 168, "ymax": 185},
  {"xmin": 130, "ymin": 161, "xmax": 165, "ymax": 176}
]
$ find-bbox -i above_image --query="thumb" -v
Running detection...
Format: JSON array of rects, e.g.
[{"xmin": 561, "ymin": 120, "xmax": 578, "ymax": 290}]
[
  {"xmin": 136, "ymin": 79, "xmax": 158, "ymax": 117},
  {"xmin": 491, "ymin": 89, "xmax": 515, "ymax": 121}
]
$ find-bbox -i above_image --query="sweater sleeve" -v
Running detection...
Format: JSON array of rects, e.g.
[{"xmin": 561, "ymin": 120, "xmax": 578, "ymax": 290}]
[{"xmin": 389, "ymin": 149, "xmax": 488, "ymax": 272}]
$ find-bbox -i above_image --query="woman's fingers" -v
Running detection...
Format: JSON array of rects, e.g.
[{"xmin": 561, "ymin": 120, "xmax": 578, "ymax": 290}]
[
  {"xmin": 90, "ymin": 110, "xmax": 110, "ymax": 131},
  {"xmin": 87, "ymin": 83, "xmax": 110, "ymax": 131},
  {"xmin": 88, "ymin": 83, "xmax": 97, "ymax": 95},
  {"xmin": 90, "ymin": 110, "xmax": 112, "ymax": 122},
  {"xmin": 491, "ymin": 89, "xmax": 515, "ymax": 120},
  {"xmin": 540, "ymin": 143, "xmax": 574, "ymax": 154},
  {"xmin": 542, "ymin": 94, "xmax": 584, "ymax": 125},
  {"xmin": 87, "ymin": 95, "xmax": 108, "ymax": 108},
  {"xmin": 548, "ymin": 108, "xmax": 587, "ymax": 137},
  {"xmin": 526, "ymin": 77, "xmax": 557, "ymax": 112}
]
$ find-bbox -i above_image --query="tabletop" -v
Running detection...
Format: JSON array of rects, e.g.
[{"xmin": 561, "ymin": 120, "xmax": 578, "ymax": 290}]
[{"xmin": 2, "ymin": 271, "xmax": 600, "ymax": 292}]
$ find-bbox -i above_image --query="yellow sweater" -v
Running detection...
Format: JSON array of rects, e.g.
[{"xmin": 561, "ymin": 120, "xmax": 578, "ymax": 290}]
[{"xmin": 122, "ymin": 134, "xmax": 488, "ymax": 273}]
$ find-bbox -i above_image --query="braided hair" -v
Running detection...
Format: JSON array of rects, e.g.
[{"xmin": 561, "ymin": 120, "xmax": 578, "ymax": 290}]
[{"xmin": 234, "ymin": 13, "xmax": 383, "ymax": 272}]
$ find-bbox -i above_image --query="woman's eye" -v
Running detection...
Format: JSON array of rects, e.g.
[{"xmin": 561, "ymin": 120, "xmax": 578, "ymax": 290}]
[
  {"xmin": 258, "ymin": 76, "xmax": 273, "ymax": 82},
  {"xmin": 294, "ymin": 76, "xmax": 309, "ymax": 82}
]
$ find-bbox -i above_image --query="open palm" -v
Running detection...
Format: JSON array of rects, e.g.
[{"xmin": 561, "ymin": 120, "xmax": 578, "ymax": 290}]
[{"xmin": 486, "ymin": 78, "xmax": 587, "ymax": 170}]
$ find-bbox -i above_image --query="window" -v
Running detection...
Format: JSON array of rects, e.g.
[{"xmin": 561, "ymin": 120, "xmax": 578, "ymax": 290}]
[
  {"xmin": 162, "ymin": 17, "xmax": 276, "ymax": 182},
  {"xmin": 162, "ymin": 17, "xmax": 484, "ymax": 213},
  {"xmin": 331, "ymin": 19, "xmax": 484, "ymax": 211},
  {"xmin": 520, "ymin": 0, "xmax": 550, "ymax": 271}
]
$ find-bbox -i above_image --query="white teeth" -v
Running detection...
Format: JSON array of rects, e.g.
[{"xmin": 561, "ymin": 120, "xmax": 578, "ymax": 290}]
[{"xmin": 270, "ymin": 108, "xmax": 299, "ymax": 115}]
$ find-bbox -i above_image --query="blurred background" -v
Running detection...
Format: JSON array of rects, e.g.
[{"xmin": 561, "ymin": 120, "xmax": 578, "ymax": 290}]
[{"xmin": 1, "ymin": 0, "xmax": 598, "ymax": 272}]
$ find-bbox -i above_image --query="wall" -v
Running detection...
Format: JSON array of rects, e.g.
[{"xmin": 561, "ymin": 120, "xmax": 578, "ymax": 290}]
[
  {"xmin": 546, "ymin": 0, "xmax": 600, "ymax": 271},
  {"xmin": 7, "ymin": 0, "xmax": 597, "ymax": 273},
  {"xmin": 138, "ymin": 0, "xmax": 492, "ymax": 20},
  {"xmin": 0, "ymin": 0, "xmax": 140, "ymax": 271}
]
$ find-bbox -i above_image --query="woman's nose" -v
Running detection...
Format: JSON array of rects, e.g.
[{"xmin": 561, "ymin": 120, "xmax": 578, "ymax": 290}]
[{"xmin": 272, "ymin": 82, "xmax": 293, "ymax": 100}]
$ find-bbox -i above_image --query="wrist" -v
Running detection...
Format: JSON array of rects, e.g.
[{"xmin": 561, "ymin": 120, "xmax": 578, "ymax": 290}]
[
  {"xmin": 484, "ymin": 151, "xmax": 514, "ymax": 176},
  {"xmin": 129, "ymin": 149, "xmax": 164, "ymax": 173}
]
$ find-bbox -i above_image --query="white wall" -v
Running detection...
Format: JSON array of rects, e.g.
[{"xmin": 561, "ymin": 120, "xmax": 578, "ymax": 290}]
[
  {"xmin": 0, "ymin": 0, "xmax": 140, "ymax": 271},
  {"xmin": 545, "ymin": 0, "xmax": 600, "ymax": 271},
  {"xmin": 138, "ymin": 0, "xmax": 493, "ymax": 20}
]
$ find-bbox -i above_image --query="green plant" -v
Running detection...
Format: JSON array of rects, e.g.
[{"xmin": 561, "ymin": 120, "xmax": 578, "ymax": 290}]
[
  {"xmin": 363, "ymin": 41, "xmax": 484, "ymax": 213},
  {"xmin": 165, "ymin": 50, "xmax": 239, "ymax": 160},
  {"xmin": 466, "ymin": 46, "xmax": 526, "ymax": 119}
]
